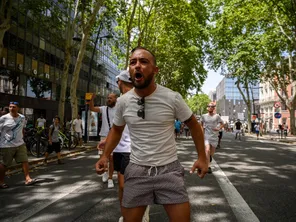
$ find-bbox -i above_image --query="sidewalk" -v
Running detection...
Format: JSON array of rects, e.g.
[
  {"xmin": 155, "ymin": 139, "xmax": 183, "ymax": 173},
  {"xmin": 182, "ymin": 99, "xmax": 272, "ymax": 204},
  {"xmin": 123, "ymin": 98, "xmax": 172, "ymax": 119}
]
[
  {"xmin": 6, "ymin": 141, "xmax": 98, "ymax": 175},
  {"xmin": 246, "ymin": 132, "xmax": 296, "ymax": 144}
]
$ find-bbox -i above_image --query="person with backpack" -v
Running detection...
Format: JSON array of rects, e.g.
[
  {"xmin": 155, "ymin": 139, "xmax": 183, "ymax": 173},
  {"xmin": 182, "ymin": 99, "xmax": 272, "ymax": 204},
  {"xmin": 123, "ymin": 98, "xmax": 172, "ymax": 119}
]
[{"xmin": 43, "ymin": 116, "xmax": 63, "ymax": 165}]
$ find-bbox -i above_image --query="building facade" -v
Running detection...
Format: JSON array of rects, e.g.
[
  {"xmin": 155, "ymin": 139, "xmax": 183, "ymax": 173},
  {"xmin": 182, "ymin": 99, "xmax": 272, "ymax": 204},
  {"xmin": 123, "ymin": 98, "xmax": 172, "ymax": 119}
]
[
  {"xmin": 216, "ymin": 77, "xmax": 259, "ymax": 122},
  {"xmin": 0, "ymin": 1, "xmax": 120, "ymax": 128},
  {"xmin": 259, "ymin": 81, "xmax": 296, "ymax": 131}
]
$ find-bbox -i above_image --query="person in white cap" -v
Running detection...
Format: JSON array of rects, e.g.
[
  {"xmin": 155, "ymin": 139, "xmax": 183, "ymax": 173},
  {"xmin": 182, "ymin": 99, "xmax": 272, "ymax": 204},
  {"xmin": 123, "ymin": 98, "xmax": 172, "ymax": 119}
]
[{"xmin": 98, "ymin": 70, "xmax": 149, "ymax": 222}]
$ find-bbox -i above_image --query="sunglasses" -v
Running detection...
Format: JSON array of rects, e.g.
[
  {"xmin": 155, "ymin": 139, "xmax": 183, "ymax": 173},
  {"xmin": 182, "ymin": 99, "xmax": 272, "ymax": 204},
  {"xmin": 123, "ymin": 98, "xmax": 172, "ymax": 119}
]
[
  {"xmin": 137, "ymin": 98, "xmax": 145, "ymax": 119},
  {"xmin": 10, "ymin": 101, "xmax": 19, "ymax": 105},
  {"xmin": 207, "ymin": 105, "xmax": 215, "ymax": 108}
]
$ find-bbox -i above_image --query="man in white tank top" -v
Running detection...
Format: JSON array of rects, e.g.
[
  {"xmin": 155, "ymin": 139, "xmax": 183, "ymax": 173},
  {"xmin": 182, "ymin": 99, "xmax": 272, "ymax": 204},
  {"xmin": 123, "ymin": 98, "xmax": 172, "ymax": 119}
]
[{"xmin": 89, "ymin": 93, "xmax": 117, "ymax": 188}]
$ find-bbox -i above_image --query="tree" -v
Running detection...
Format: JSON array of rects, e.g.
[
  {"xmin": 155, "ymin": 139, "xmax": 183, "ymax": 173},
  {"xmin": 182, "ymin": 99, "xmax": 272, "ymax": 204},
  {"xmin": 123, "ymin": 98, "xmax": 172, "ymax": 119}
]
[
  {"xmin": 70, "ymin": 0, "xmax": 105, "ymax": 119},
  {"xmin": 58, "ymin": 0, "xmax": 80, "ymax": 124},
  {"xmin": 187, "ymin": 93, "xmax": 211, "ymax": 116},
  {"xmin": 113, "ymin": 0, "xmax": 209, "ymax": 97},
  {"xmin": 207, "ymin": 0, "xmax": 263, "ymax": 132}
]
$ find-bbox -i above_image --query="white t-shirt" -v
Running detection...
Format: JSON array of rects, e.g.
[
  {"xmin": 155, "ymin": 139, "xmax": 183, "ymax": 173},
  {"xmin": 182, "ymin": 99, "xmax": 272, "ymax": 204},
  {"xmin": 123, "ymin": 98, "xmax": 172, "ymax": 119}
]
[
  {"xmin": 113, "ymin": 125, "xmax": 131, "ymax": 153},
  {"xmin": 201, "ymin": 114, "xmax": 223, "ymax": 142},
  {"xmin": 255, "ymin": 125, "xmax": 260, "ymax": 131},
  {"xmin": 72, "ymin": 119, "xmax": 83, "ymax": 133},
  {"xmin": 113, "ymin": 84, "xmax": 192, "ymax": 166},
  {"xmin": 0, "ymin": 113, "xmax": 26, "ymax": 148},
  {"xmin": 36, "ymin": 118, "xmax": 46, "ymax": 127},
  {"xmin": 99, "ymin": 106, "xmax": 116, "ymax": 137}
]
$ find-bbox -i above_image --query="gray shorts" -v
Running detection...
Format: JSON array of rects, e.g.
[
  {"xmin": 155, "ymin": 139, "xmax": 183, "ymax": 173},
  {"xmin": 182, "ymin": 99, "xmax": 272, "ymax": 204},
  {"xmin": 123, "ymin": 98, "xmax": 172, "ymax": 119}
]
[{"xmin": 122, "ymin": 160, "xmax": 189, "ymax": 208}]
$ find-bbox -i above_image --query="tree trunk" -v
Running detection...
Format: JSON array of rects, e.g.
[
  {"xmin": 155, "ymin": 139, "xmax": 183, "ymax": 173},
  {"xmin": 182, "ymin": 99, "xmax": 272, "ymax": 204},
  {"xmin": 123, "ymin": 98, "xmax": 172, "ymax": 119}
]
[
  {"xmin": 58, "ymin": 45, "xmax": 71, "ymax": 124},
  {"xmin": 58, "ymin": 0, "xmax": 79, "ymax": 125},
  {"xmin": 290, "ymin": 107, "xmax": 295, "ymax": 135},
  {"xmin": 70, "ymin": 32, "xmax": 89, "ymax": 119},
  {"xmin": 124, "ymin": 0, "xmax": 138, "ymax": 69},
  {"xmin": 290, "ymin": 96, "xmax": 296, "ymax": 135}
]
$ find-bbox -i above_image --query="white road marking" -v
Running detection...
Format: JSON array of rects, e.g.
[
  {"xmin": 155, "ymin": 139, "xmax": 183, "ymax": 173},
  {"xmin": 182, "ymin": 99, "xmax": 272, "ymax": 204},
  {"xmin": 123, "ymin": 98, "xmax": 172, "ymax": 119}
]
[{"xmin": 212, "ymin": 159, "xmax": 260, "ymax": 222}]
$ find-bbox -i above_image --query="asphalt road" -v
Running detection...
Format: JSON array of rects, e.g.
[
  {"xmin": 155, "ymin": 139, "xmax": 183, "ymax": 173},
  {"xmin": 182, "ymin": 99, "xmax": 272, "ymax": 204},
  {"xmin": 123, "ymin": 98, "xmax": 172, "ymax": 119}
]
[{"xmin": 0, "ymin": 133, "xmax": 295, "ymax": 222}]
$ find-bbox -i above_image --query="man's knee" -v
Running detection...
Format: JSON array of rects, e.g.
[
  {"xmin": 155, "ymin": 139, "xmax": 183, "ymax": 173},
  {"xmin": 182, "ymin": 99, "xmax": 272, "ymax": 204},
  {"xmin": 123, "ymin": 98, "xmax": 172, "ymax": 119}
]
[
  {"xmin": 164, "ymin": 202, "xmax": 190, "ymax": 222},
  {"xmin": 122, "ymin": 206, "xmax": 147, "ymax": 222}
]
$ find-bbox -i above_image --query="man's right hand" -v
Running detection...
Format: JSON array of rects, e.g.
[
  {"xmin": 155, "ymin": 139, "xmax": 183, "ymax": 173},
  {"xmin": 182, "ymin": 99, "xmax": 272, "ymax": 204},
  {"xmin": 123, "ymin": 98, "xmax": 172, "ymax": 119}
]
[
  {"xmin": 95, "ymin": 155, "xmax": 108, "ymax": 175},
  {"xmin": 190, "ymin": 159, "xmax": 208, "ymax": 178}
]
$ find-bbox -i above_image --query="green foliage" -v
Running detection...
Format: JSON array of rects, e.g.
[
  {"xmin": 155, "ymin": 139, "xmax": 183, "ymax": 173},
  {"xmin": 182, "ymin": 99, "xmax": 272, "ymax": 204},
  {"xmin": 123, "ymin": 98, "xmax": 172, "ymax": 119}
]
[
  {"xmin": 112, "ymin": 0, "xmax": 209, "ymax": 97},
  {"xmin": 186, "ymin": 93, "xmax": 211, "ymax": 115}
]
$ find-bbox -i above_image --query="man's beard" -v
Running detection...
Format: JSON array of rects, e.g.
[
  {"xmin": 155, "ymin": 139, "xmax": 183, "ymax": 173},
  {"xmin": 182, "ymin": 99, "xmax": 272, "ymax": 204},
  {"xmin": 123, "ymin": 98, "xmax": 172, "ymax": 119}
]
[
  {"xmin": 107, "ymin": 101, "xmax": 116, "ymax": 107},
  {"xmin": 132, "ymin": 74, "xmax": 154, "ymax": 89}
]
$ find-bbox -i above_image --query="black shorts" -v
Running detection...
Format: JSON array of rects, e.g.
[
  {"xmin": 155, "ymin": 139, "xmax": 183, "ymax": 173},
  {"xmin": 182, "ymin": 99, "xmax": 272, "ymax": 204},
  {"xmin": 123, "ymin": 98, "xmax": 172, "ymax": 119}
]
[
  {"xmin": 47, "ymin": 142, "xmax": 61, "ymax": 154},
  {"xmin": 218, "ymin": 131, "xmax": 223, "ymax": 139},
  {"xmin": 113, "ymin": 152, "xmax": 130, "ymax": 174}
]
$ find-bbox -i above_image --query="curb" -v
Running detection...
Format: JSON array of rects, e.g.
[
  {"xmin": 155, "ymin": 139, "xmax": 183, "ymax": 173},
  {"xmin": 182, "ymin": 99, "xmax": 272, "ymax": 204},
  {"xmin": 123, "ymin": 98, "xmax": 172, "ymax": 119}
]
[
  {"xmin": 6, "ymin": 146, "xmax": 97, "ymax": 176},
  {"xmin": 245, "ymin": 134, "xmax": 296, "ymax": 144}
]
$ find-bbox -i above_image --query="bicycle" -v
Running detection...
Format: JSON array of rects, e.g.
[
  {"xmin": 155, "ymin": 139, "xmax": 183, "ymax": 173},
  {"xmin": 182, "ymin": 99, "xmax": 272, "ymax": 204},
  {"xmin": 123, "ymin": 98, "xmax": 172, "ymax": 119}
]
[
  {"xmin": 58, "ymin": 130, "xmax": 79, "ymax": 150},
  {"xmin": 24, "ymin": 128, "xmax": 48, "ymax": 157}
]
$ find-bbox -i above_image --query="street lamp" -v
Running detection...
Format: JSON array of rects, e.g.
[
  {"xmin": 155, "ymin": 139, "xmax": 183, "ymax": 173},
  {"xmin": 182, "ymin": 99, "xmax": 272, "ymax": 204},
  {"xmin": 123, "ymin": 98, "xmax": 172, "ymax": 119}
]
[{"xmin": 84, "ymin": 28, "xmax": 112, "ymax": 143}]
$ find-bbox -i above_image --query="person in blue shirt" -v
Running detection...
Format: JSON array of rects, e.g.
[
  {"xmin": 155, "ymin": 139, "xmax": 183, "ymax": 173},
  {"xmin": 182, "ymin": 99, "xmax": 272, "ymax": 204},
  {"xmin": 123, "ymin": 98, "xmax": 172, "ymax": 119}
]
[{"xmin": 174, "ymin": 118, "xmax": 182, "ymax": 138}]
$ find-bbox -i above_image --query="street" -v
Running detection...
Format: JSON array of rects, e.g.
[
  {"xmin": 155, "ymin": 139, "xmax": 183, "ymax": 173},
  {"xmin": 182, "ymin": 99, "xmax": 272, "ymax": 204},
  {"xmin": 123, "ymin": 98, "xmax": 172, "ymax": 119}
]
[{"xmin": 0, "ymin": 133, "xmax": 295, "ymax": 222}]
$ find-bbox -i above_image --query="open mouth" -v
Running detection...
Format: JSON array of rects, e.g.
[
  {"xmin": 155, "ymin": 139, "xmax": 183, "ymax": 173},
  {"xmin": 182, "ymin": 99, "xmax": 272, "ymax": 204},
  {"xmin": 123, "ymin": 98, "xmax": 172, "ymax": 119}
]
[{"xmin": 135, "ymin": 72, "xmax": 143, "ymax": 81}]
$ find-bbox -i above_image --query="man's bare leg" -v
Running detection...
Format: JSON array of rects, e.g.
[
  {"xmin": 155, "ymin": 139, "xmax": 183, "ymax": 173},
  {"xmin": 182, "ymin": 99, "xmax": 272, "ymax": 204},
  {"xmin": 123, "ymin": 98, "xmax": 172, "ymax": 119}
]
[
  {"xmin": 109, "ymin": 155, "xmax": 114, "ymax": 180},
  {"xmin": 210, "ymin": 145, "xmax": 216, "ymax": 157},
  {"xmin": 22, "ymin": 162, "xmax": 32, "ymax": 182},
  {"xmin": 164, "ymin": 202, "xmax": 190, "ymax": 222},
  {"xmin": 118, "ymin": 172, "xmax": 125, "ymax": 213},
  {"xmin": 205, "ymin": 144, "xmax": 211, "ymax": 164},
  {"xmin": 122, "ymin": 206, "xmax": 147, "ymax": 222}
]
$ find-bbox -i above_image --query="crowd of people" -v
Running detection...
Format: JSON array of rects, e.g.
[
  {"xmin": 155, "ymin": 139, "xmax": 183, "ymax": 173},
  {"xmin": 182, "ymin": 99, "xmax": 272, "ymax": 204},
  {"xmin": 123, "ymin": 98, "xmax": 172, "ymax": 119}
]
[{"xmin": 1, "ymin": 46, "xmax": 288, "ymax": 222}]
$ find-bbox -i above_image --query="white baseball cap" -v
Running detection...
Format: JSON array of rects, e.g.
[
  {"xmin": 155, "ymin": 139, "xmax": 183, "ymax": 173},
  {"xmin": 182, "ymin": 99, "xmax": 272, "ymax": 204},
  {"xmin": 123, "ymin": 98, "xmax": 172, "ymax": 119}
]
[{"xmin": 116, "ymin": 70, "xmax": 132, "ymax": 83}]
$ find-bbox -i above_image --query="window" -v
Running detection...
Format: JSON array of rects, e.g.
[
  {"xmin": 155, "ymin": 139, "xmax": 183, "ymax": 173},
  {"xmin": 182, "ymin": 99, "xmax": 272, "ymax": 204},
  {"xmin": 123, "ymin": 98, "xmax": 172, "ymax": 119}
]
[
  {"xmin": 24, "ymin": 56, "xmax": 31, "ymax": 74},
  {"xmin": 7, "ymin": 49, "xmax": 16, "ymax": 69},
  {"xmin": 0, "ymin": 69, "xmax": 19, "ymax": 95}
]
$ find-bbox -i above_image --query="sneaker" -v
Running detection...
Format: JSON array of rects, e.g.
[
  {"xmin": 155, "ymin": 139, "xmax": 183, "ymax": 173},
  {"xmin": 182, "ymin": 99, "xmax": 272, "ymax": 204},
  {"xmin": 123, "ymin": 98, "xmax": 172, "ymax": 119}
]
[
  {"xmin": 102, "ymin": 172, "xmax": 108, "ymax": 183},
  {"xmin": 142, "ymin": 205, "xmax": 150, "ymax": 222},
  {"xmin": 208, "ymin": 167, "xmax": 212, "ymax": 174},
  {"xmin": 107, "ymin": 179, "xmax": 114, "ymax": 188},
  {"xmin": 118, "ymin": 216, "xmax": 123, "ymax": 222}
]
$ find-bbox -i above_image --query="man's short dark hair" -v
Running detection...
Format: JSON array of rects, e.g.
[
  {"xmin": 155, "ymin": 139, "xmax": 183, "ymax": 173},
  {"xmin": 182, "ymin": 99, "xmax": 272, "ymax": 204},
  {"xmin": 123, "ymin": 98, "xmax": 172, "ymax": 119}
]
[{"xmin": 131, "ymin": 46, "xmax": 157, "ymax": 65}]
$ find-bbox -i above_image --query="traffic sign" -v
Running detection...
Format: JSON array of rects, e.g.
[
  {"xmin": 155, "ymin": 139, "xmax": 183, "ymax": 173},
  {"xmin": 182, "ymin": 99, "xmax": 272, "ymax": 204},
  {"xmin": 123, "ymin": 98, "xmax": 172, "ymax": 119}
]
[
  {"xmin": 274, "ymin": 112, "xmax": 282, "ymax": 119},
  {"xmin": 274, "ymin": 102, "xmax": 281, "ymax": 108}
]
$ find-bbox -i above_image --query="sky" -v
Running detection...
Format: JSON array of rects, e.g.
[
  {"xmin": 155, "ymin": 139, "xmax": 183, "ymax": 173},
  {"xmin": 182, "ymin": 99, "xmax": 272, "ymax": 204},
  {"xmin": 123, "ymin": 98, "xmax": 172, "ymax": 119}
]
[{"xmin": 201, "ymin": 69, "xmax": 224, "ymax": 95}]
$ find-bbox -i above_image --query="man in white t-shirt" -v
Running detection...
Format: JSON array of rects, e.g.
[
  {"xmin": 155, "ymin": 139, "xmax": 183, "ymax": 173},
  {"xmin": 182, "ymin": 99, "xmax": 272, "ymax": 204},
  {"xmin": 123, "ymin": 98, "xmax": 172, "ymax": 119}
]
[
  {"xmin": 0, "ymin": 102, "xmax": 37, "ymax": 188},
  {"xmin": 201, "ymin": 102, "xmax": 224, "ymax": 173},
  {"xmin": 95, "ymin": 47, "xmax": 208, "ymax": 222},
  {"xmin": 89, "ymin": 93, "xmax": 117, "ymax": 188},
  {"xmin": 36, "ymin": 114, "xmax": 46, "ymax": 129},
  {"xmin": 72, "ymin": 115, "xmax": 83, "ymax": 147}
]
